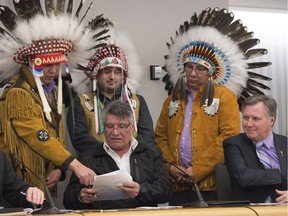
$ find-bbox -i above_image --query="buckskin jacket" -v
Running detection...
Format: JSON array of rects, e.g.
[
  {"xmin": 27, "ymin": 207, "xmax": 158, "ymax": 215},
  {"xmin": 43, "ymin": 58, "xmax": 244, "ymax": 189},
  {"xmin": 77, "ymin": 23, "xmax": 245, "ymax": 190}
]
[
  {"xmin": 63, "ymin": 140, "xmax": 172, "ymax": 209},
  {"xmin": 155, "ymin": 84, "xmax": 240, "ymax": 192},
  {"xmin": 0, "ymin": 65, "xmax": 74, "ymax": 191}
]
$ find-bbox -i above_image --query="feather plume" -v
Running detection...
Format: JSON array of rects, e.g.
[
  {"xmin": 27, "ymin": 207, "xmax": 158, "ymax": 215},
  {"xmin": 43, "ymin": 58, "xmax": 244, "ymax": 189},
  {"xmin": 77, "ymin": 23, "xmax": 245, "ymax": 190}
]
[
  {"xmin": 166, "ymin": 42, "xmax": 171, "ymax": 49},
  {"xmin": 248, "ymin": 71, "xmax": 272, "ymax": 81},
  {"xmin": 238, "ymin": 38, "xmax": 259, "ymax": 52},
  {"xmin": 91, "ymin": 42, "xmax": 108, "ymax": 50},
  {"xmin": 197, "ymin": 8, "xmax": 211, "ymax": 26},
  {"xmin": 179, "ymin": 24, "xmax": 185, "ymax": 35},
  {"xmin": 79, "ymin": 2, "xmax": 93, "ymax": 23},
  {"xmin": 66, "ymin": 0, "xmax": 73, "ymax": 14},
  {"xmin": 13, "ymin": 0, "xmax": 43, "ymax": 20},
  {"xmin": 222, "ymin": 19, "xmax": 243, "ymax": 36},
  {"xmin": 170, "ymin": 37, "xmax": 174, "ymax": 45},
  {"xmin": 0, "ymin": 5, "xmax": 17, "ymax": 31},
  {"xmin": 245, "ymin": 48, "xmax": 268, "ymax": 59},
  {"xmin": 206, "ymin": 7, "xmax": 219, "ymax": 26},
  {"xmin": 76, "ymin": 64, "xmax": 92, "ymax": 72},
  {"xmin": 200, "ymin": 78, "xmax": 214, "ymax": 106},
  {"xmin": 88, "ymin": 14, "xmax": 113, "ymax": 31},
  {"xmin": 75, "ymin": 0, "xmax": 84, "ymax": 18},
  {"xmin": 183, "ymin": 20, "xmax": 190, "ymax": 32},
  {"xmin": 232, "ymin": 31, "xmax": 254, "ymax": 43},
  {"xmin": 44, "ymin": 0, "xmax": 55, "ymax": 15},
  {"xmin": 93, "ymin": 29, "xmax": 109, "ymax": 40},
  {"xmin": 240, "ymin": 89, "xmax": 251, "ymax": 99},
  {"xmin": 245, "ymin": 83, "xmax": 265, "ymax": 95},
  {"xmin": 189, "ymin": 12, "xmax": 198, "ymax": 27},
  {"xmin": 229, "ymin": 25, "xmax": 247, "ymax": 39},
  {"xmin": 215, "ymin": 11, "xmax": 234, "ymax": 33},
  {"xmin": 247, "ymin": 78, "xmax": 270, "ymax": 90},
  {"xmin": 210, "ymin": 8, "xmax": 227, "ymax": 28},
  {"xmin": 247, "ymin": 62, "xmax": 271, "ymax": 69},
  {"xmin": 55, "ymin": 0, "xmax": 65, "ymax": 15}
]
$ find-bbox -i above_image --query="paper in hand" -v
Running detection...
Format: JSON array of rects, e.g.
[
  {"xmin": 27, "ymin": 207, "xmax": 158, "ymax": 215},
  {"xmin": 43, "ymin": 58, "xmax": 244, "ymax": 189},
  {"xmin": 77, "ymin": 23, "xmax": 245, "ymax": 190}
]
[{"xmin": 92, "ymin": 170, "xmax": 133, "ymax": 201}]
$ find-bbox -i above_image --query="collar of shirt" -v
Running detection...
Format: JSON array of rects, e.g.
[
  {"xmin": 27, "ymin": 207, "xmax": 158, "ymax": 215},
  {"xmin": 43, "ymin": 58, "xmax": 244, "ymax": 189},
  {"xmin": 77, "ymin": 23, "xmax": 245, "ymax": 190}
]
[
  {"xmin": 253, "ymin": 133, "xmax": 274, "ymax": 149},
  {"xmin": 42, "ymin": 81, "xmax": 55, "ymax": 99},
  {"xmin": 103, "ymin": 138, "xmax": 138, "ymax": 174},
  {"xmin": 103, "ymin": 137, "xmax": 138, "ymax": 157},
  {"xmin": 99, "ymin": 88, "xmax": 122, "ymax": 106}
]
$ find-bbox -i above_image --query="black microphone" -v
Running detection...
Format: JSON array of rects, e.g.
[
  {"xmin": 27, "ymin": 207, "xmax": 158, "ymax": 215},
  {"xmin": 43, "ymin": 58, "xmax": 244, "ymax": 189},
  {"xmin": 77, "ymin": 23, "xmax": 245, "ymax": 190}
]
[
  {"xmin": 164, "ymin": 160, "xmax": 208, "ymax": 208},
  {"xmin": 10, "ymin": 153, "xmax": 62, "ymax": 214}
]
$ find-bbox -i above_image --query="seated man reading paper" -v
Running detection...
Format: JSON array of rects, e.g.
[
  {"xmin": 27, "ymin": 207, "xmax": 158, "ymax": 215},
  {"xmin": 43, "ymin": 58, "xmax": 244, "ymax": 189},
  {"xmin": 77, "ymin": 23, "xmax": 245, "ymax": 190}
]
[{"xmin": 63, "ymin": 100, "xmax": 171, "ymax": 209}]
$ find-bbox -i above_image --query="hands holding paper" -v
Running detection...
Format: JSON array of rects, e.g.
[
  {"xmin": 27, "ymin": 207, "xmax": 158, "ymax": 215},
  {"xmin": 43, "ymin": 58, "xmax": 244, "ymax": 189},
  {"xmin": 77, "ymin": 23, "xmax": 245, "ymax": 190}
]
[
  {"xmin": 119, "ymin": 182, "xmax": 140, "ymax": 199},
  {"xmin": 78, "ymin": 187, "xmax": 100, "ymax": 204},
  {"xmin": 79, "ymin": 181, "xmax": 140, "ymax": 203}
]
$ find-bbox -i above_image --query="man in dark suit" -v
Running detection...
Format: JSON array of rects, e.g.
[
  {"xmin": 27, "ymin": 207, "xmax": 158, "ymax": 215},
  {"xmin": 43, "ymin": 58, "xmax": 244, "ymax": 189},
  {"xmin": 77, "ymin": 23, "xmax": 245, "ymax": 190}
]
[
  {"xmin": 223, "ymin": 95, "xmax": 287, "ymax": 203},
  {"xmin": 0, "ymin": 151, "xmax": 44, "ymax": 207}
]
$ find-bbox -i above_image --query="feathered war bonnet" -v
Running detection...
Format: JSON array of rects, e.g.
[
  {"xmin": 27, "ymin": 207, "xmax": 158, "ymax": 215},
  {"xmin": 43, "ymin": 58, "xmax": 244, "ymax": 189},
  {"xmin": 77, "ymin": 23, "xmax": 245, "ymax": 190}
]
[
  {"xmin": 0, "ymin": 0, "xmax": 110, "ymax": 122},
  {"xmin": 71, "ymin": 26, "xmax": 143, "ymax": 135},
  {"xmin": 163, "ymin": 7, "xmax": 272, "ymax": 107}
]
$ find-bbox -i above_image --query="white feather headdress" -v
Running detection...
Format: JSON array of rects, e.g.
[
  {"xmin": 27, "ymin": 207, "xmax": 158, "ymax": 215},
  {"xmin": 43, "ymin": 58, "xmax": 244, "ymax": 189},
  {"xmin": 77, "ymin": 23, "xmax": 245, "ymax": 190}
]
[
  {"xmin": 163, "ymin": 7, "xmax": 271, "ymax": 107},
  {"xmin": 0, "ymin": 0, "xmax": 110, "ymax": 121},
  {"xmin": 70, "ymin": 25, "xmax": 143, "ymax": 135}
]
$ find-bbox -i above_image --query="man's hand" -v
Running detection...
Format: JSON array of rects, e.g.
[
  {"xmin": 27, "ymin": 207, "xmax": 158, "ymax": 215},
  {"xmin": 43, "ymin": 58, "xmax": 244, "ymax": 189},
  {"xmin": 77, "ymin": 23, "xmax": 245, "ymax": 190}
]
[
  {"xmin": 169, "ymin": 164, "xmax": 193, "ymax": 185},
  {"xmin": 78, "ymin": 187, "xmax": 100, "ymax": 204},
  {"xmin": 275, "ymin": 189, "xmax": 288, "ymax": 203},
  {"xmin": 68, "ymin": 159, "xmax": 96, "ymax": 186},
  {"xmin": 46, "ymin": 169, "xmax": 61, "ymax": 189},
  {"xmin": 120, "ymin": 182, "xmax": 140, "ymax": 198},
  {"xmin": 25, "ymin": 187, "xmax": 45, "ymax": 206}
]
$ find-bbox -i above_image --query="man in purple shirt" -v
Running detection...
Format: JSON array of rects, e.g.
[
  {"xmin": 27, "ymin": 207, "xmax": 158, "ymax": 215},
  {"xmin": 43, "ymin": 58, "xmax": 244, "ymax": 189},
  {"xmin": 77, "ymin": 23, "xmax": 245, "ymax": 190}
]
[{"xmin": 224, "ymin": 95, "xmax": 287, "ymax": 203}]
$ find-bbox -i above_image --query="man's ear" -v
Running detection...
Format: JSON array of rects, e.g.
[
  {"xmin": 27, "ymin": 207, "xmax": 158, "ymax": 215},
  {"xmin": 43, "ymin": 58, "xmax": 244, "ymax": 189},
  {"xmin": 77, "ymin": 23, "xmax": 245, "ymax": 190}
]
[{"xmin": 271, "ymin": 116, "xmax": 276, "ymax": 127}]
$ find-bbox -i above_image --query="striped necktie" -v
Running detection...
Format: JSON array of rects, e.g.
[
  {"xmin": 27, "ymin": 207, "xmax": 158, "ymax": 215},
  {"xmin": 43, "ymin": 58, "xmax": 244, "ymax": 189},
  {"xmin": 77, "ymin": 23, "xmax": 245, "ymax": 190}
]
[{"xmin": 255, "ymin": 142, "xmax": 273, "ymax": 169}]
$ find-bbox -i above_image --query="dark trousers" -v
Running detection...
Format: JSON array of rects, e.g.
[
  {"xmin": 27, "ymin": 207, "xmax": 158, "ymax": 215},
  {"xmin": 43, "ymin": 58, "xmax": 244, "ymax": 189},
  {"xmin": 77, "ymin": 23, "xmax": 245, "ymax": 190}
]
[{"xmin": 169, "ymin": 190, "xmax": 218, "ymax": 206}]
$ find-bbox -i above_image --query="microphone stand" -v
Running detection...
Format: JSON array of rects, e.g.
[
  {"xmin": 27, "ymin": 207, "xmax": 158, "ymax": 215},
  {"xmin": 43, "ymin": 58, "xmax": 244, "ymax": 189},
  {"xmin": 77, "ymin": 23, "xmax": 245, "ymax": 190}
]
[
  {"xmin": 165, "ymin": 161, "xmax": 208, "ymax": 208},
  {"xmin": 10, "ymin": 154, "xmax": 62, "ymax": 214}
]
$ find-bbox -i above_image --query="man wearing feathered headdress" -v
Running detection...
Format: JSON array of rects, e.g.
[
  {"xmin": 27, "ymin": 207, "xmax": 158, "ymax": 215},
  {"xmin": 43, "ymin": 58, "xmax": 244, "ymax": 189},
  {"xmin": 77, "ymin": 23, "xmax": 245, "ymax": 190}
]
[
  {"xmin": 155, "ymin": 7, "xmax": 271, "ymax": 205},
  {"xmin": 67, "ymin": 27, "xmax": 154, "ymax": 153},
  {"xmin": 0, "ymin": 0, "xmax": 110, "ymax": 192}
]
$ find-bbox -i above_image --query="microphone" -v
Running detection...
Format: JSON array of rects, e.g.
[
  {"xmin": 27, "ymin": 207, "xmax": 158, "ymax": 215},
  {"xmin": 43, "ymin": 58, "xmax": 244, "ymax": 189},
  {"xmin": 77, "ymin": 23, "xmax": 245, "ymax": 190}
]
[
  {"xmin": 164, "ymin": 160, "xmax": 208, "ymax": 208},
  {"xmin": 10, "ymin": 153, "xmax": 62, "ymax": 214}
]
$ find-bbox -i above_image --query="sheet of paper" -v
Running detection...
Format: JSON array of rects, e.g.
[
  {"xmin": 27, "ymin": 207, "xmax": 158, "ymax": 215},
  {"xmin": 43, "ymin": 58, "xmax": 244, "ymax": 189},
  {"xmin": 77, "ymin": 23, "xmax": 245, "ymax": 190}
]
[{"xmin": 92, "ymin": 170, "xmax": 133, "ymax": 201}]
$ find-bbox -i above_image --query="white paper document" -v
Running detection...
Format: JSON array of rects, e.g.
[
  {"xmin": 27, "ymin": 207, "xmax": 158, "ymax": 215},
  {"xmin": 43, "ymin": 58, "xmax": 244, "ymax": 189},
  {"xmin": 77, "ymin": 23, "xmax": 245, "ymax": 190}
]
[{"xmin": 92, "ymin": 170, "xmax": 133, "ymax": 201}]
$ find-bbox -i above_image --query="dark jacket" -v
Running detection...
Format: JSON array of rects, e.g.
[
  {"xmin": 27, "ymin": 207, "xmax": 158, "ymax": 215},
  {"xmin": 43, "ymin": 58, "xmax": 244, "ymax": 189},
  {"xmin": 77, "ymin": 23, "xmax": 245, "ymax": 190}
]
[
  {"xmin": 223, "ymin": 133, "xmax": 287, "ymax": 202},
  {"xmin": 0, "ymin": 151, "xmax": 32, "ymax": 208},
  {"xmin": 63, "ymin": 142, "xmax": 172, "ymax": 209}
]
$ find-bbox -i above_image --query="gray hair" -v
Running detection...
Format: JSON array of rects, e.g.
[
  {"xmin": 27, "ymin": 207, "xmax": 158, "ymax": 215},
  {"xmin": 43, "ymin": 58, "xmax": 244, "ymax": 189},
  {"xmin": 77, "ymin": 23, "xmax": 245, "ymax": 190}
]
[
  {"xmin": 241, "ymin": 94, "xmax": 277, "ymax": 118},
  {"xmin": 101, "ymin": 100, "xmax": 134, "ymax": 124}
]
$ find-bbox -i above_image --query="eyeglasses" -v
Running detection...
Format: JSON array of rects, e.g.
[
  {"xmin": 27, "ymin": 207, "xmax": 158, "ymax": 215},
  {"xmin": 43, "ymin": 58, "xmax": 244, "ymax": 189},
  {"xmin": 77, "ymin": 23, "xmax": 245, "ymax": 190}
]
[
  {"xmin": 185, "ymin": 64, "xmax": 208, "ymax": 75},
  {"xmin": 104, "ymin": 122, "xmax": 131, "ymax": 131}
]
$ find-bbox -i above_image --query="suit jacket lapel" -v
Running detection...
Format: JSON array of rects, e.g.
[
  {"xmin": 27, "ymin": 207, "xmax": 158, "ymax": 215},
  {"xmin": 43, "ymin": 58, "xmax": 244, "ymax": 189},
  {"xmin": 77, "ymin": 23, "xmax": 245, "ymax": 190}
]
[
  {"xmin": 274, "ymin": 134, "xmax": 287, "ymax": 177},
  {"xmin": 241, "ymin": 134, "xmax": 261, "ymax": 167}
]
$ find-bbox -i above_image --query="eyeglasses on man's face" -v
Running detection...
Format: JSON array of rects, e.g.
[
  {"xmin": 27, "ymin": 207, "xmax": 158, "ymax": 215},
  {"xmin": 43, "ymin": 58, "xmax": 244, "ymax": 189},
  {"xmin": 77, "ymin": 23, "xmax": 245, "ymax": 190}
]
[
  {"xmin": 185, "ymin": 63, "xmax": 208, "ymax": 75},
  {"xmin": 104, "ymin": 122, "xmax": 131, "ymax": 131}
]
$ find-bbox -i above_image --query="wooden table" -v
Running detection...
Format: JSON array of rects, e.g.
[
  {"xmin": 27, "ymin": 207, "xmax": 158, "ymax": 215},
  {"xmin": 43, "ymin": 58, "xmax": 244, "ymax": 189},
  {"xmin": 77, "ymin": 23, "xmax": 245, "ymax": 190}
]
[{"xmin": 40, "ymin": 205, "xmax": 287, "ymax": 216}]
